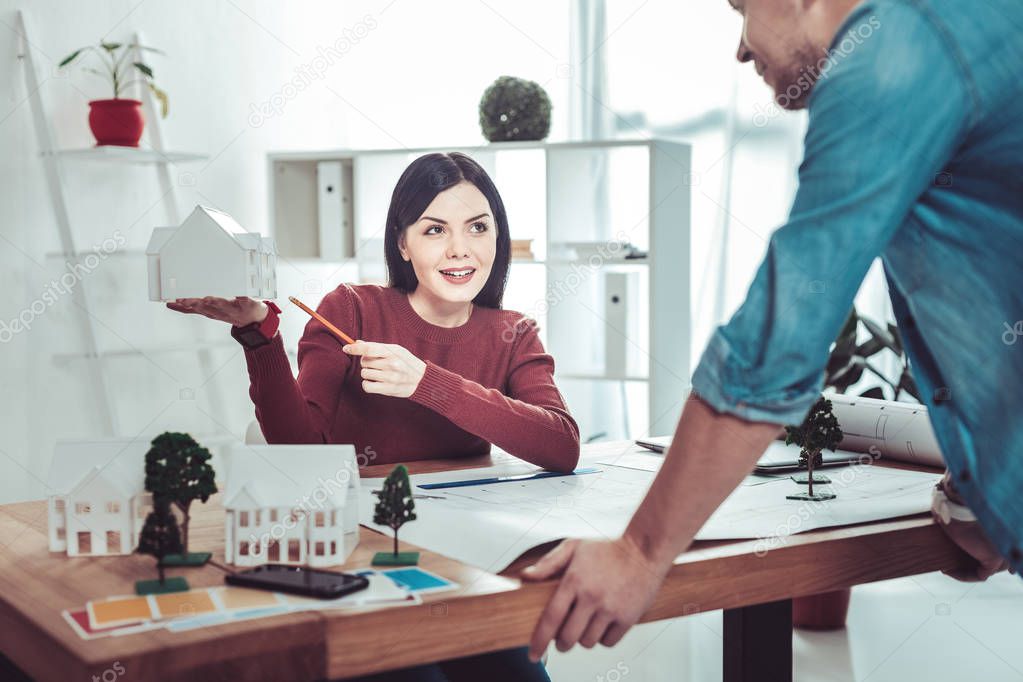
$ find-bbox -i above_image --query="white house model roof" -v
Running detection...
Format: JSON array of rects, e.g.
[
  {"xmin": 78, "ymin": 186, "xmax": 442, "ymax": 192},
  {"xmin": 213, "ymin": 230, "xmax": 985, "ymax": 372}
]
[
  {"xmin": 224, "ymin": 445, "xmax": 357, "ymax": 509},
  {"xmin": 145, "ymin": 206, "xmax": 278, "ymax": 256},
  {"xmin": 47, "ymin": 438, "xmax": 149, "ymax": 498}
]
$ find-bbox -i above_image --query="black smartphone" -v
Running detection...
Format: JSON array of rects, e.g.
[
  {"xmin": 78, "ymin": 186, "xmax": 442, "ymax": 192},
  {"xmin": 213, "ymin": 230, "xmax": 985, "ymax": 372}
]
[
  {"xmin": 754, "ymin": 452, "xmax": 863, "ymax": 474},
  {"xmin": 225, "ymin": 564, "xmax": 369, "ymax": 600}
]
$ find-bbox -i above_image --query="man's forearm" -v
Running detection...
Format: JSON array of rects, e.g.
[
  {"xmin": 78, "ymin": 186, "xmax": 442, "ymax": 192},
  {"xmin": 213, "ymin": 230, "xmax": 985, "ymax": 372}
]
[{"xmin": 624, "ymin": 394, "xmax": 782, "ymax": 566}]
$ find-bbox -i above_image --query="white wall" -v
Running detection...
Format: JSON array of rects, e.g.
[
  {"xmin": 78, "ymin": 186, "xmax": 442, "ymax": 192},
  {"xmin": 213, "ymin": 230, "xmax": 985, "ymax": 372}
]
[{"xmin": 0, "ymin": 0, "xmax": 571, "ymax": 503}]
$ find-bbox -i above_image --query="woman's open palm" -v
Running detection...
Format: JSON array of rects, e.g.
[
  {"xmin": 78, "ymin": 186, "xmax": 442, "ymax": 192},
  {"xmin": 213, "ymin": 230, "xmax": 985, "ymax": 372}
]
[{"xmin": 166, "ymin": 297, "xmax": 267, "ymax": 327}]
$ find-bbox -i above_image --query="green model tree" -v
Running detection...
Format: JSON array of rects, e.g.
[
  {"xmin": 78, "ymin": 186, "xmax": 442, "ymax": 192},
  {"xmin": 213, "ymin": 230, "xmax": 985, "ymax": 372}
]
[
  {"xmin": 785, "ymin": 396, "xmax": 844, "ymax": 501},
  {"xmin": 144, "ymin": 432, "xmax": 217, "ymax": 565},
  {"xmin": 371, "ymin": 465, "xmax": 419, "ymax": 566},
  {"xmin": 134, "ymin": 497, "xmax": 189, "ymax": 595}
]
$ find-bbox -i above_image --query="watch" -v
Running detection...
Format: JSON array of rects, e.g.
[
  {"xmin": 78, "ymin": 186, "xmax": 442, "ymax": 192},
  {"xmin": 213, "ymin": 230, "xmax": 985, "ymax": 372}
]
[{"xmin": 231, "ymin": 301, "xmax": 281, "ymax": 350}]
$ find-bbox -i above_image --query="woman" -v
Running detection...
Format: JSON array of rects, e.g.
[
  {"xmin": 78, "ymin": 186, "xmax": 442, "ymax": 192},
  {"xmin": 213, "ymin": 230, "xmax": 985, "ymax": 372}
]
[{"xmin": 169, "ymin": 152, "xmax": 579, "ymax": 681}]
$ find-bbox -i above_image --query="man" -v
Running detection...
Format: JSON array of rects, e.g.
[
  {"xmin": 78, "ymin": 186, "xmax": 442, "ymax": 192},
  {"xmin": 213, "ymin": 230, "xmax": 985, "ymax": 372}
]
[{"xmin": 525, "ymin": 0, "xmax": 1023, "ymax": 660}]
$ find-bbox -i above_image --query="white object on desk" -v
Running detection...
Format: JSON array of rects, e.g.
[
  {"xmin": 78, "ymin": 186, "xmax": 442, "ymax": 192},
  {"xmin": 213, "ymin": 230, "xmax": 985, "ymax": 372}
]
[
  {"xmin": 223, "ymin": 444, "xmax": 359, "ymax": 568},
  {"xmin": 358, "ymin": 442, "xmax": 940, "ymax": 572}
]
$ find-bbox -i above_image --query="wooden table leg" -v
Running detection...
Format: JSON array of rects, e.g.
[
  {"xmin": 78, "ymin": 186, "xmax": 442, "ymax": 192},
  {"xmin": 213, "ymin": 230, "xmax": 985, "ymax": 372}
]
[{"xmin": 723, "ymin": 598, "xmax": 793, "ymax": 682}]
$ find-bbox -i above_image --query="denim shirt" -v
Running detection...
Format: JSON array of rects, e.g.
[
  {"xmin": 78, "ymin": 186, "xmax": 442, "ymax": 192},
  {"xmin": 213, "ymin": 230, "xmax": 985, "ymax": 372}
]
[{"xmin": 691, "ymin": 0, "xmax": 1023, "ymax": 572}]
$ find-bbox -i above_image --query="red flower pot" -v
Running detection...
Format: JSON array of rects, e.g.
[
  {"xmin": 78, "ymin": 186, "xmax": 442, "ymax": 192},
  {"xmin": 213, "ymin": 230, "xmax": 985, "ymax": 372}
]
[
  {"xmin": 88, "ymin": 98, "xmax": 145, "ymax": 147},
  {"xmin": 793, "ymin": 588, "xmax": 852, "ymax": 630}
]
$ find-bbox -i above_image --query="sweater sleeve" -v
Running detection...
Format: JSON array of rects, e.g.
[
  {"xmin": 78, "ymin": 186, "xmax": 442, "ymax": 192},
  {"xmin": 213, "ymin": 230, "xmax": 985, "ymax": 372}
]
[
  {"xmin": 408, "ymin": 318, "xmax": 580, "ymax": 472},
  {"xmin": 239, "ymin": 286, "xmax": 356, "ymax": 444}
]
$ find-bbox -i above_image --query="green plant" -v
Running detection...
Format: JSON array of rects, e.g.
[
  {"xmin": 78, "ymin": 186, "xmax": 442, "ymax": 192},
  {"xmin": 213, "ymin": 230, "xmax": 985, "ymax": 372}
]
[
  {"xmin": 144, "ymin": 432, "xmax": 217, "ymax": 554},
  {"xmin": 136, "ymin": 497, "xmax": 182, "ymax": 584},
  {"xmin": 59, "ymin": 39, "xmax": 168, "ymax": 116},
  {"xmin": 785, "ymin": 397, "xmax": 843, "ymax": 500},
  {"xmin": 479, "ymin": 76, "xmax": 551, "ymax": 142},
  {"xmin": 826, "ymin": 307, "xmax": 919, "ymax": 401},
  {"xmin": 373, "ymin": 465, "xmax": 417, "ymax": 556}
]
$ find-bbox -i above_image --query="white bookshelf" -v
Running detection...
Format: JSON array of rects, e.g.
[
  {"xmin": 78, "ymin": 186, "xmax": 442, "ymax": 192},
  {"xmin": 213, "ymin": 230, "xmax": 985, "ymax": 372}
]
[{"xmin": 268, "ymin": 139, "xmax": 691, "ymax": 440}]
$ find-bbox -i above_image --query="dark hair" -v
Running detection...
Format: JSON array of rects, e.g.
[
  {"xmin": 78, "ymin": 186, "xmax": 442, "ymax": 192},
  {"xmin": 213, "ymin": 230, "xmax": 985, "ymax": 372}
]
[{"xmin": 384, "ymin": 152, "xmax": 511, "ymax": 309}]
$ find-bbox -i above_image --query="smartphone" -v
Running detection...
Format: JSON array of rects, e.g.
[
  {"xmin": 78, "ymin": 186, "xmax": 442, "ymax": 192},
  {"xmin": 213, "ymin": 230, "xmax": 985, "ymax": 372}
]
[
  {"xmin": 225, "ymin": 564, "xmax": 369, "ymax": 600},
  {"xmin": 753, "ymin": 452, "xmax": 864, "ymax": 474}
]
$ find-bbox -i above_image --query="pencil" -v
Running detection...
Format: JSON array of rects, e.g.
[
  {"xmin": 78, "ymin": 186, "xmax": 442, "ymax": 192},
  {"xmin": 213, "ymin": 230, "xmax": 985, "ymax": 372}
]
[{"xmin": 287, "ymin": 296, "xmax": 357, "ymax": 345}]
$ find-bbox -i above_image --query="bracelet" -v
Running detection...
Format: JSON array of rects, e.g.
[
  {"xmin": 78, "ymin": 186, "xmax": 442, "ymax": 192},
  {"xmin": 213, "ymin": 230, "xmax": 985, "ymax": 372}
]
[{"xmin": 931, "ymin": 486, "xmax": 977, "ymax": 524}]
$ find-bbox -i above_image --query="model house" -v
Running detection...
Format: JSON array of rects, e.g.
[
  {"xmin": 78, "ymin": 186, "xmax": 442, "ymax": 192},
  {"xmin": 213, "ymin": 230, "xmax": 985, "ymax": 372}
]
[
  {"xmin": 147, "ymin": 205, "xmax": 278, "ymax": 301},
  {"xmin": 223, "ymin": 444, "xmax": 360, "ymax": 568},
  {"xmin": 47, "ymin": 439, "xmax": 153, "ymax": 556}
]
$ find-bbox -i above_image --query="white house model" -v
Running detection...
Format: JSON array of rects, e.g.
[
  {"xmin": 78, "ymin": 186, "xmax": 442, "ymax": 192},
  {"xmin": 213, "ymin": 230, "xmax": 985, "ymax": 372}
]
[
  {"xmin": 147, "ymin": 205, "xmax": 278, "ymax": 301},
  {"xmin": 224, "ymin": 445, "xmax": 360, "ymax": 568},
  {"xmin": 47, "ymin": 439, "xmax": 153, "ymax": 556}
]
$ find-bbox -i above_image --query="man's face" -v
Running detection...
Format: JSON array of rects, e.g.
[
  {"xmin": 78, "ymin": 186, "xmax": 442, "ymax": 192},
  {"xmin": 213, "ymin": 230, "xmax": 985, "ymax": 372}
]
[{"xmin": 729, "ymin": 0, "xmax": 823, "ymax": 110}]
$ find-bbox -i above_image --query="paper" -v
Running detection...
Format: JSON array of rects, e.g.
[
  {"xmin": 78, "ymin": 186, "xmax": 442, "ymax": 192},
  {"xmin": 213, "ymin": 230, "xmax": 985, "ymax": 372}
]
[{"xmin": 359, "ymin": 444, "xmax": 940, "ymax": 572}]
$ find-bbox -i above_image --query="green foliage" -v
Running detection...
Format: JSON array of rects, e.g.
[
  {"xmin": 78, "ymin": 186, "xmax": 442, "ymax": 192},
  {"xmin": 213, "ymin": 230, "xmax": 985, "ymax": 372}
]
[
  {"xmin": 479, "ymin": 76, "xmax": 552, "ymax": 142},
  {"xmin": 136, "ymin": 498, "xmax": 182, "ymax": 582},
  {"xmin": 373, "ymin": 465, "xmax": 417, "ymax": 555},
  {"xmin": 785, "ymin": 397, "xmax": 844, "ymax": 470},
  {"xmin": 59, "ymin": 39, "xmax": 169, "ymax": 116},
  {"xmin": 144, "ymin": 432, "xmax": 217, "ymax": 552},
  {"xmin": 826, "ymin": 307, "xmax": 919, "ymax": 401}
]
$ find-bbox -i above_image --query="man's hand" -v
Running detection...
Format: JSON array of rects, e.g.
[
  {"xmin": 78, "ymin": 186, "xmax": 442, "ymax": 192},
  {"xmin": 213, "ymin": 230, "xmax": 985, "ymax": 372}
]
[
  {"xmin": 522, "ymin": 536, "xmax": 671, "ymax": 661},
  {"xmin": 933, "ymin": 473, "xmax": 1010, "ymax": 581},
  {"xmin": 343, "ymin": 340, "xmax": 427, "ymax": 398}
]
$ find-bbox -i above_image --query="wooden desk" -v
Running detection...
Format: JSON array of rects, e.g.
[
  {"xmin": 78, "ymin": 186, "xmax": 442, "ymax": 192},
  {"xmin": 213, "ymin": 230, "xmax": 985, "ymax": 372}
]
[{"xmin": 0, "ymin": 450, "xmax": 970, "ymax": 682}]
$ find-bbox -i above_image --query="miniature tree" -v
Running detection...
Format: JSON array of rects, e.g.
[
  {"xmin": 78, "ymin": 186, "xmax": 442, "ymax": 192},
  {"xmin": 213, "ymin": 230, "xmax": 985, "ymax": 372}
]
[
  {"xmin": 785, "ymin": 397, "xmax": 844, "ymax": 501},
  {"xmin": 371, "ymin": 465, "xmax": 419, "ymax": 566},
  {"xmin": 135, "ymin": 497, "xmax": 189, "ymax": 595},
  {"xmin": 145, "ymin": 432, "xmax": 217, "ymax": 565}
]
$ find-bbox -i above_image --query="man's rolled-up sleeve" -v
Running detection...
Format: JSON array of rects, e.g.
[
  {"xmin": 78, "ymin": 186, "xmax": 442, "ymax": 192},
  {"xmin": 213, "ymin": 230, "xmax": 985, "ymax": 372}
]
[{"xmin": 691, "ymin": 3, "xmax": 972, "ymax": 425}]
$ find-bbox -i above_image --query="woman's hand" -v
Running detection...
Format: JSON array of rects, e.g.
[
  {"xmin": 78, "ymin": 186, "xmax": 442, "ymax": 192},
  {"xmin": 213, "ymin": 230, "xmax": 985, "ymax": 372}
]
[
  {"xmin": 343, "ymin": 341, "xmax": 427, "ymax": 398},
  {"xmin": 166, "ymin": 297, "xmax": 268, "ymax": 327}
]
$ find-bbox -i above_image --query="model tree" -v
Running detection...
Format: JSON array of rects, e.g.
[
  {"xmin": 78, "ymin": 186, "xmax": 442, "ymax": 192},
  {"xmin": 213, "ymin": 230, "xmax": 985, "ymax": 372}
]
[
  {"xmin": 785, "ymin": 396, "xmax": 844, "ymax": 501},
  {"xmin": 371, "ymin": 465, "xmax": 419, "ymax": 566},
  {"xmin": 135, "ymin": 497, "xmax": 189, "ymax": 595},
  {"xmin": 144, "ymin": 432, "xmax": 217, "ymax": 566}
]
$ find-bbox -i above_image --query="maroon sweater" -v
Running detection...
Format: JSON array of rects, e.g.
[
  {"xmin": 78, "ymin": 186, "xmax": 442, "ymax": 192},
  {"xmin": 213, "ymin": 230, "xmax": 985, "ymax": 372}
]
[{"xmin": 240, "ymin": 284, "xmax": 580, "ymax": 472}]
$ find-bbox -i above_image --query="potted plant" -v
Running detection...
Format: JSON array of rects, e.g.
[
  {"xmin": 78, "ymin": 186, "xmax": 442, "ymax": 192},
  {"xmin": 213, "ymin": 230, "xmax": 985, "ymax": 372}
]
[
  {"xmin": 58, "ymin": 39, "xmax": 168, "ymax": 147},
  {"xmin": 143, "ymin": 432, "xmax": 217, "ymax": 566},
  {"xmin": 371, "ymin": 465, "xmax": 419, "ymax": 566},
  {"xmin": 479, "ymin": 76, "xmax": 552, "ymax": 142}
]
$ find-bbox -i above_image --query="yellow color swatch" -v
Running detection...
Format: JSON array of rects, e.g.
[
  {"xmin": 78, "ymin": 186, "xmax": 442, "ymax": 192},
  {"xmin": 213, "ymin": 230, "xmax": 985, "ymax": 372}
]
[
  {"xmin": 154, "ymin": 590, "xmax": 217, "ymax": 620},
  {"xmin": 89, "ymin": 596, "xmax": 154, "ymax": 628}
]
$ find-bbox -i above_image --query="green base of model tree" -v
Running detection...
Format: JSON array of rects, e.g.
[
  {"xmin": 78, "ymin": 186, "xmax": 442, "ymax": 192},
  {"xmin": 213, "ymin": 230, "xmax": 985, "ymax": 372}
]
[
  {"xmin": 786, "ymin": 491, "xmax": 837, "ymax": 502},
  {"xmin": 372, "ymin": 551, "xmax": 420, "ymax": 567},
  {"xmin": 160, "ymin": 551, "xmax": 212, "ymax": 567},
  {"xmin": 135, "ymin": 576, "xmax": 190, "ymax": 595},
  {"xmin": 791, "ymin": 473, "xmax": 832, "ymax": 485}
]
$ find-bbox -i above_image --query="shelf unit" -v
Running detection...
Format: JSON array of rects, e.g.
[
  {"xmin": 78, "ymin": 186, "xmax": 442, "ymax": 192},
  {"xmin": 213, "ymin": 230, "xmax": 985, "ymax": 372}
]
[
  {"xmin": 17, "ymin": 12, "xmax": 219, "ymax": 438},
  {"xmin": 268, "ymin": 139, "xmax": 691, "ymax": 439}
]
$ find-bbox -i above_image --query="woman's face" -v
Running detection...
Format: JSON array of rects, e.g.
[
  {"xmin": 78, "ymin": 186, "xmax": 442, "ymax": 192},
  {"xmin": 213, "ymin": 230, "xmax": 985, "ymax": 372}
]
[{"xmin": 399, "ymin": 181, "xmax": 497, "ymax": 306}]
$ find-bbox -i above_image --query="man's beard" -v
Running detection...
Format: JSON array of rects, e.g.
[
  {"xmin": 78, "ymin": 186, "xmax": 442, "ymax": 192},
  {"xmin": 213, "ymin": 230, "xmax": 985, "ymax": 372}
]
[{"xmin": 771, "ymin": 44, "xmax": 827, "ymax": 111}]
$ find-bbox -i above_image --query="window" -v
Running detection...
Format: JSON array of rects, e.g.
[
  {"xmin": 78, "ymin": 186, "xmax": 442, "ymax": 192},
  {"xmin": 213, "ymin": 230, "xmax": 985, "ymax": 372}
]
[
  {"xmin": 77, "ymin": 531, "xmax": 91, "ymax": 553},
  {"xmin": 254, "ymin": 510, "xmax": 261, "ymax": 526},
  {"xmin": 106, "ymin": 531, "xmax": 120, "ymax": 551},
  {"xmin": 315, "ymin": 541, "xmax": 325, "ymax": 556},
  {"xmin": 75, "ymin": 503, "xmax": 91, "ymax": 515},
  {"xmin": 239, "ymin": 511, "xmax": 249, "ymax": 527},
  {"xmin": 106, "ymin": 501, "xmax": 120, "ymax": 514},
  {"xmin": 330, "ymin": 541, "xmax": 337, "ymax": 555},
  {"xmin": 54, "ymin": 499, "xmax": 65, "ymax": 513},
  {"xmin": 56, "ymin": 527, "xmax": 65, "ymax": 541},
  {"xmin": 330, "ymin": 509, "xmax": 337, "ymax": 526},
  {"xmin": 315, "ymin": 512, "xmax": 325, "ymax": 528},
  {"xmin": 239, "ymin": 542, "xmax": 249, "ymax": 556},
  {"xmin": 252, "ymin": 542, "xmax": 261, "ymax": 556},
  {"xmin": 288, "ymin": 539, "xmax": 301, "ymax": 562},
  {"xmin": 270, "ymin": 509, "xmax": 278, "ymax": 523},
  {"xmin": 268, "ymin": 541, "xmax": 280, "ymax": 561}
]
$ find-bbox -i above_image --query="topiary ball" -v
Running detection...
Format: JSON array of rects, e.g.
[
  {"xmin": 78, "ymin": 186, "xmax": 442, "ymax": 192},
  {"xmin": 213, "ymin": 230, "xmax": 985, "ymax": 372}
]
[{"xmin": 478, "ymin": 76, "xmax": 552, "ymax": 142}]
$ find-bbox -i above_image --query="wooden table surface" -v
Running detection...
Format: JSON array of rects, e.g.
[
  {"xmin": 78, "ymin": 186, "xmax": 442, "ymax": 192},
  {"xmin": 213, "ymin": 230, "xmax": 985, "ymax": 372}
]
[{"xmin": 0, "ymin": 446, "xmax": 971, "ymax": 681}]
